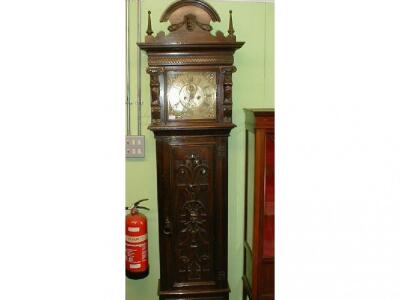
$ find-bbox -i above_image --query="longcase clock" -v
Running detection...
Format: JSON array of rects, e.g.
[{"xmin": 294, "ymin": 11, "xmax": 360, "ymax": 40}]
[{"xmin": 138, "ymin": 1, "xmax": 244, "ymax": 299}]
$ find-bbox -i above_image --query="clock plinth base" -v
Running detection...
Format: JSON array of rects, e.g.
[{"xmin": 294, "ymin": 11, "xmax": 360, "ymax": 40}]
[{"xmin": 158, "ymin": 280, "xmax": 230, "ymax": 300}]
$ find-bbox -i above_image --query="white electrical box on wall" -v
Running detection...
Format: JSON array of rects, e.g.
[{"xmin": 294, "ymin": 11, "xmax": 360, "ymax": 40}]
[{"xmin": 126, "ymin": 136, "xmax": 145, "ymax": 158}]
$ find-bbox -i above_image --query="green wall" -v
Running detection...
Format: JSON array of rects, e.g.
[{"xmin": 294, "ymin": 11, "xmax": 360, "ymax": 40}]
[{"xmin": 126, "ymin": 1, "xmax": 274, "ymax": 299}]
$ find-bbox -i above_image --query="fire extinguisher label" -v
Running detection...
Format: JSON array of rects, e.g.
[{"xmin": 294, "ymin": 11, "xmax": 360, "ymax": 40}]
[
  {"xmin": 130, "ymin": 263, "xmax": 141, "ymax": 269},
  {"xmin": 128, "ymin": 227, "xmax": 140, "ymax": 233},
  {"xmin": 126, "ymin": 239, "xmax": 148, "ymax": 273},
  {"xmin": 126, "ymin": 234, "xmax": 147, "ymax": 243}
]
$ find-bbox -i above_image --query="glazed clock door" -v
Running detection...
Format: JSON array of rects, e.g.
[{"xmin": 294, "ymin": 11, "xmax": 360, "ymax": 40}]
[{"xmin": 158, "ymin": 136, "xmax": 228, "ymax": 292}]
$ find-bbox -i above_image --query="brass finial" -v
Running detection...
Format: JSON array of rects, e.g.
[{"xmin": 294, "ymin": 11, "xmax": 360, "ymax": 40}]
[
  {"xmin": 228, "ymin": 10, "xmax": 235, "ymax": 36},
  {"xmin": 146, "ymin": 11, "xmax": 153, "ymax": 36}
]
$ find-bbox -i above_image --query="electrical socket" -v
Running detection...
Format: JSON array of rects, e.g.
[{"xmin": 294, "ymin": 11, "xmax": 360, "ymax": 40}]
[{"xmin": 126, "ymin": 136, "xmax": 145, "ymax": 158}]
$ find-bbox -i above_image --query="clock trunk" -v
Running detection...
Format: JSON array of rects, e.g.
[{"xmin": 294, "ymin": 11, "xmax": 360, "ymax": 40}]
[{"xmin": 156, "ymin": 134, "xmax": 230, "ymax": 300}]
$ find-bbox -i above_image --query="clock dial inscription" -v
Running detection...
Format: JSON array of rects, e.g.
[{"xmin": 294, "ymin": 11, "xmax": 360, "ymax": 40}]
[{"xmin": 167, "ymin": 72, "xmax": 217, "ymax": 120}]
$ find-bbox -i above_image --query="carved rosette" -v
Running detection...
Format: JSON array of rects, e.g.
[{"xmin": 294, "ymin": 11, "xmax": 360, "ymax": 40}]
[
  {"xmin": 220, "ymin": 66, "xmax": 237, "ymax": 123},
  {"xmin": 147, "ymin": 67, "xmax": 164, "ymax": 124}
]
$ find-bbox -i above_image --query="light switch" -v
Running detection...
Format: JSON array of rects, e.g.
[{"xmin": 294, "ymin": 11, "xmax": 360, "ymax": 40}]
[{"xmin": 126, "ymin": 136, "xmax": 145, "ymax": 158}]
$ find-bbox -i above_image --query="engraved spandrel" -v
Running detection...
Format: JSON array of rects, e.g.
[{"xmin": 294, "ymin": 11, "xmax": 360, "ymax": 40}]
[{"xmin": 167, "ymin": 72, "xmax": 216, "ymax": 120}]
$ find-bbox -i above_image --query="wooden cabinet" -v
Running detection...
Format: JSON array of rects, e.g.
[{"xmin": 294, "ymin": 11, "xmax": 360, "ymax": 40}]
[
  {"xmin": 138, "ymin": 1, "xmax": 244, "ymax": 299},
  {"xmin": 243, "ymin": 109, "xmax": 275, "ymax": 300}
]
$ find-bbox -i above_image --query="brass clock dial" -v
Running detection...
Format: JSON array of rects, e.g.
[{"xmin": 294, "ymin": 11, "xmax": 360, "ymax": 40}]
[{"xmin": 167, "ymin": 71, "xmax": 217, "ymax": 120}]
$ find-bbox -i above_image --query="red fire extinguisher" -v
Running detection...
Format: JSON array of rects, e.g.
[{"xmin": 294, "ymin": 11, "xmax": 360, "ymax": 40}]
[{"xmin": 125, "ymin": 199, "xmax": 150, "ymax": 279}]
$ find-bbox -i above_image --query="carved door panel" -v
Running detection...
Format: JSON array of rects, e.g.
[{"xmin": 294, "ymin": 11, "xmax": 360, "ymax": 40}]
[
  {"xmin": 158, "ymin": 136, "xmax": 228, "ymax": 292},
  {"xmin": 172, "ymin": 144, "xmax": 215, "ymax": 286}
]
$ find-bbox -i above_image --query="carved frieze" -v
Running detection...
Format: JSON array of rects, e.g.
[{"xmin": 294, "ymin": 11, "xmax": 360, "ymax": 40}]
[{"xmin": 148, "ymin": 55, "xmax": 233, "ymax": 66}]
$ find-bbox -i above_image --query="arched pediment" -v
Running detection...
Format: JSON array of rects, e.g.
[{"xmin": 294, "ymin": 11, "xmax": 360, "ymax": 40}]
[
  {"xmin": 160, "ymin": 0, "xmax": 221, "ymax": 23},
  {"xmin": 140, "ymin": 0, "xmax": 243, "ymax": 45}
]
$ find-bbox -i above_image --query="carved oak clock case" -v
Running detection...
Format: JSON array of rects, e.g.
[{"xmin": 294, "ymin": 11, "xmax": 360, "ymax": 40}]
[{"xmin": 138, "ymin": 1, "xmax": 244, "ymax": 299}]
